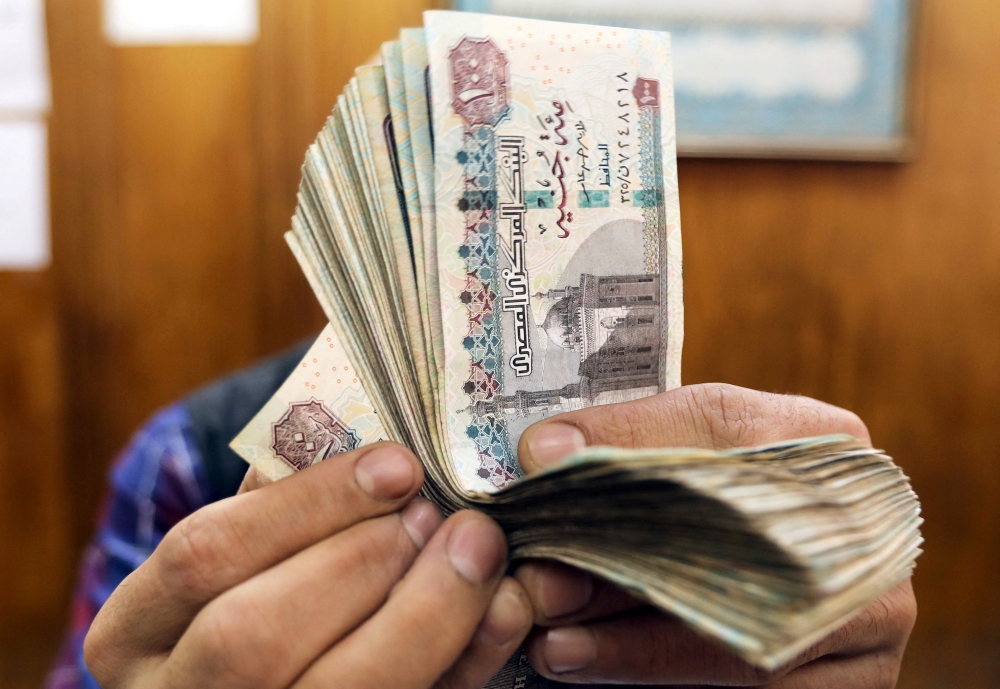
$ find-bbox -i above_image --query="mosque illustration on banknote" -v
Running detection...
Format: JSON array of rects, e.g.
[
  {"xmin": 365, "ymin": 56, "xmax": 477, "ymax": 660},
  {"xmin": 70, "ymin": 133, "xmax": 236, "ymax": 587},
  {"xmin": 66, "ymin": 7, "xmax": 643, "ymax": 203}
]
[{"xmin": 469, "ymin": 272, "xmax": 662, "ymax": 419}]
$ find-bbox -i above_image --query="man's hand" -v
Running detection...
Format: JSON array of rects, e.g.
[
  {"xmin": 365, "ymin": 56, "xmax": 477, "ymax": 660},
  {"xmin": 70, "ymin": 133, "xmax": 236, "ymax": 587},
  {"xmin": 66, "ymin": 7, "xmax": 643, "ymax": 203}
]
[
  {"xmin": 515, "ymin": 383, "xmax": 917, "ymax": 688},
  {"xmin": 84, "ymin": 442, "xmax": 532, "ymax": 689}
]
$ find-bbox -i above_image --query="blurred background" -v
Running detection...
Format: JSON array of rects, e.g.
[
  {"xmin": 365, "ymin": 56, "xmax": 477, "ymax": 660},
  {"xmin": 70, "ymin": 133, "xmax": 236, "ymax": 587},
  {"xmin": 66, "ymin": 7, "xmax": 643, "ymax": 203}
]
[{"xmin": 0, "ymin": 0, "xmax": 997, "ymax": 686}]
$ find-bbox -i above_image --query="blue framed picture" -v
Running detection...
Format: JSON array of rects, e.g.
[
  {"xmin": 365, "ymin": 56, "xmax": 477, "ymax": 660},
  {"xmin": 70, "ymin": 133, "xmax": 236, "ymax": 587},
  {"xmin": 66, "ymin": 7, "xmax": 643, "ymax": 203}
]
[{"xmin": 453, "ymin": 0, "xmax": 916, "ymax": 160}]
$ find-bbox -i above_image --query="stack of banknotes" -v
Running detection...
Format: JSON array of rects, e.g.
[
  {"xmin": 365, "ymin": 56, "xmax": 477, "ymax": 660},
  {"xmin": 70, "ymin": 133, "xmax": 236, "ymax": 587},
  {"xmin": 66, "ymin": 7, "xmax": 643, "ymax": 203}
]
[{"xmin": 231, "ymin": 10, "xmax": 922, "ymax": 672}]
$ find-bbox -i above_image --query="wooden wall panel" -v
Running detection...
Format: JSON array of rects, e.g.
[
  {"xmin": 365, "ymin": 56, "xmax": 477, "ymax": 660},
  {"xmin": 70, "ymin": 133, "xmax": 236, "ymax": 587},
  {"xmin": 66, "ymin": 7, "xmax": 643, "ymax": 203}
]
[
  {"xmin": 254, "ymin": 0, "xmax": 432, "ymax": 353},
  {"xmin": 47, "ymin": 1, "xmax": 264, "ymax": 550},
  {"xmin": 0, "ymin": 274, "xmax": 69, "ymax": 688},
  {"xmin": 110, "ymin": 44, "xmax": 260, "ymax": 438},
  {"xmin": 46, "ymin": 0, "xmax": 119, "ymax": 558},
  {"xmin": 0, "ymin": 274, "xmax": 67, "ymax": 612}
]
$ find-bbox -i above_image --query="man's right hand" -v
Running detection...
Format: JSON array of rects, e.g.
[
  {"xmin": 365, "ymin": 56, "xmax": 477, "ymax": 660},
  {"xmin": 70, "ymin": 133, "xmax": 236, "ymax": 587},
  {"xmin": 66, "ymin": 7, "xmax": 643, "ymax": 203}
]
[{"xmin": 83, "ymin": 442, "xmax": 533, "ymax": 689}]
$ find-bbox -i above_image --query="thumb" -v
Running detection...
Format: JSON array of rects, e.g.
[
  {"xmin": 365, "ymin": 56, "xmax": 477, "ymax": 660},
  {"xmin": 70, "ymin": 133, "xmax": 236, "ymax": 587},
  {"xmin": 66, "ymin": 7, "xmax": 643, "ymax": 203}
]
[{"xmin": 517, "ymin": 383, "xmax": 871, "ymax": 474}]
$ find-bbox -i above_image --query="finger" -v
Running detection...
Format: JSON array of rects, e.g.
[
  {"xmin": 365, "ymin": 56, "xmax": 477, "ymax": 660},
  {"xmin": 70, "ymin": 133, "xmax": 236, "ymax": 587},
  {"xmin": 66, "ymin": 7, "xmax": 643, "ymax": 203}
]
[
  {"xmin": 433, "ymin": 578, "xmax": 533, "ymax": 689},
  {"xmin": 764, "ymin": 652, "xmax": 903, "ymax": 689},
  {"xmin": 813, "ymin": 579, "xmax": 917, "ymax": 658},
  {"xmin": 293, "ymin": 511, "xmax": 509, "ymax": 689},
  {"xmin": 526, "ymin": 580, "xmax": 915, "ymax": 687},
  {"xmin": 526, "ymin": 607, "xmax": 802, "ymax": 685},
  {"xmin": 85, "ymin": 442, "xmax": 423, "ymax": 671},
  {"xmin": 515, "ymin": 560, "xmax": 642, "ymax": 625},
  {"xmin": 518, "ymin": 383, "xmax": 872, "ymax": 472},
  {"xmin": 237, "ymin": 466, "xmax": 272, "ymax": 494},
  {"xmin": 160, "ymin": 499, "xmax": 444, "ymax": 689}
]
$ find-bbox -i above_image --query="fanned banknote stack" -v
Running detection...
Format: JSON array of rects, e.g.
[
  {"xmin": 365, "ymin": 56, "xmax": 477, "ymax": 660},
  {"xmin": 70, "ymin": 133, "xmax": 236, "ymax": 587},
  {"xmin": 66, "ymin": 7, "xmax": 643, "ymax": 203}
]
[{"xmin": 231, "ymin": 11, "xmax": 922, "ymax": 674}]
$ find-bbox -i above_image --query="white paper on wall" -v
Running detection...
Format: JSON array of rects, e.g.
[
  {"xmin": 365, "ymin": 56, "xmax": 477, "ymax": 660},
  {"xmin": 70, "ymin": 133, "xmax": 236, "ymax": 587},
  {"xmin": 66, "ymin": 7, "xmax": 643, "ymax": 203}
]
[
  {"xmin": 0, "ymin": 0, "xmax": 51, "ymax": 114},
  {"xmin": 0, "ymin": 120, "xmax": 49, "ymax": 270},
  {"xmin": 673, "ymin": 31, "xmax": 865, "ymax": 101},
  {"xmin": 485, "ymin": 0, "xmax": 876, "ymax": 27},
  {"xmin": 103, "ymin": 0, "xmax": 259, "ymax": 45}
]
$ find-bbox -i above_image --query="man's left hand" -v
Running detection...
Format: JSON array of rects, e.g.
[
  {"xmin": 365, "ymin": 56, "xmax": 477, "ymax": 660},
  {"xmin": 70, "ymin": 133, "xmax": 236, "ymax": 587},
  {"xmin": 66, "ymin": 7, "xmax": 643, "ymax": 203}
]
[{"xmin": 515, "ymin": 384, "xmax": 918, "ymax": 688}]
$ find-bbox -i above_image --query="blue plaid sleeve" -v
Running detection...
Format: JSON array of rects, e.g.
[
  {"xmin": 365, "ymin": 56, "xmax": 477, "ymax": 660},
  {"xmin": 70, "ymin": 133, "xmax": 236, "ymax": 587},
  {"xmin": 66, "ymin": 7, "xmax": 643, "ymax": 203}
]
[{"xmin": 44, "ymin": 403, "xmax": 212, "ymax": 689}]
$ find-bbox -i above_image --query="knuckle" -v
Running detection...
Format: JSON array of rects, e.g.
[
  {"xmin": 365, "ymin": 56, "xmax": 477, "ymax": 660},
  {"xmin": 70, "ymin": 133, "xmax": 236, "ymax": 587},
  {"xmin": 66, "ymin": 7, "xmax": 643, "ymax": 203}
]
[
  {"xmin": 679, "ymin": 383, "xmax": 873, "ymax": 448},
  {"xmin": 185, "ymin": 603, "xmax": 266, "ymax": 687},
  {"xmin": 598, "ymin": 399, "xmax": 652, "ymax": 448},
  {"xmin": 356, "ymin": 515, "xmax": 419, "ymax": 585},
  {"xmin": 686, "ymin": 383, "xmax": 765, "ymax": 448},
  {"xmin": 82, "ymin": 575, "xmax": 148, "ymax": 687},
  {"xmin": 158, "ymin": 506, "xmax": 243, "ymax": 599},
  {"xmin": 82, "ymin": 620, "xmax": 118, "ymax": 687},
  {"xmin": 786, "ymin": 395, "xmax": 871, "ymax": 443},
  {"xmin": 837, "ymin": 409, "xmax": 871, "ymax": 443},
  {"xmin": 575, "ymin": 383, "xmax": 785, "ymax": 450},
  {"xmin": 714, "ymin": 386, "xmax": 765, "ymax": 446},
  {"xmin": 189, "ymin": 607, "xmax": 238, "ymax": 663}
]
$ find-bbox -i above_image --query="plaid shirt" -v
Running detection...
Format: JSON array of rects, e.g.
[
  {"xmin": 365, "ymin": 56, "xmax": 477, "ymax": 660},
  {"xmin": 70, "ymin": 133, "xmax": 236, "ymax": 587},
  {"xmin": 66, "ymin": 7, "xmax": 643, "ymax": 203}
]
[
  {"xmin": 44, "ymin": 340, "xmax": 309, "ymax": 688},
  {"xmin": 45, "ymin": 403, "xmax": 212, "ymax": 689}
]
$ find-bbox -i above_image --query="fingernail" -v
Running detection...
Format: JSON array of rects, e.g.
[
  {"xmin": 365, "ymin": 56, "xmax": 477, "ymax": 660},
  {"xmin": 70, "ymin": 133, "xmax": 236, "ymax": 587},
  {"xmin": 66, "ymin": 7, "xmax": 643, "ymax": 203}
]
[
  {"xmin": 540, "ymin": 566, "xmax": 593, "ymax": 619},
  {"xmin": 447, "ymin": 515, "xmax": 507, "ymax": 585},
  {"xmin": 400, "ymin": 499, "xmax": 442, "ymax": 549},
  {"xmin": 527, "ymin": 423, "xmax": 586, "ymax": 468},
  {"xmin": 544, "ymin": 626, "xmax": 597, "ymax": 675},
  {"xmin": 355, "ymin": 446, "xmax": 415, "ymax": 501},
  {"xmin": 477, "ymin": 581, "xmax": 530, "ymax": 647}
]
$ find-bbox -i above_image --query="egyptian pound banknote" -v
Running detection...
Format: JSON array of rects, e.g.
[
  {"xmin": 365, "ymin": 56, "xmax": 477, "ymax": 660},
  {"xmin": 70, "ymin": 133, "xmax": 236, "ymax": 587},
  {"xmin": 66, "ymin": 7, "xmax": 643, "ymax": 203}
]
[{"xmin": 427, "ymin": 11, "xmax": 683, "ymax": 493}]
